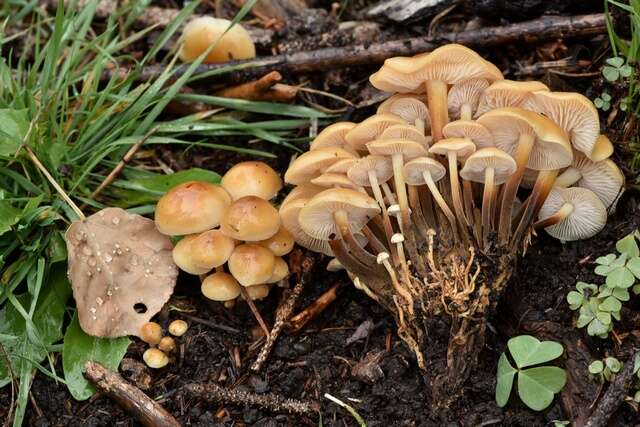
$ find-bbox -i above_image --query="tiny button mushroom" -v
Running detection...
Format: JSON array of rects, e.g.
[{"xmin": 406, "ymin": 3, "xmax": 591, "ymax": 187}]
[
  {"xmin": 143, "ymin": 348, "xmax": 169, "ymax": 369},
  {"xmin": 179, "ymin": 17, "xmax": 256, "ymax": 64},
  {"xmin": 344, "ymin": 113, "xmax": 407, "ymax": 152},
  {"xmin": 168, "ymin": 320, "xmax": 188, "ymax": 337},
  {"xmin": 221, "ymin": 161, "xmax": 282, "ymax": 201},
  {"xmin": 155, "ymin": 181, "xmax": 231, "ymax": 236},
  {"xmin": 221, "ymin": 196, "xmax": 280, "ymax": 241},
  {"xmin": 228, "ymin": 244, "xmax": 276, "ymax": 287},
  {"xmin": 257, "ymin": 227, "xmax": 295, "ymax": 256},
  {"xmin": 172, "ymin": 229, "xmax": 235, "ymax": 275},
  {"xmin": 242, "ymin": 284, "xmax": 270, "ymax": 301},
  {"xmin": 140, "ymin": 322, "xmax": 162, "ymax": 346},
  {"xmin": 267, "ymin": 256, "xmax": 289, "ymax": 283},
  {"xmin": 201, "ymin": 271, "xmax": 241, "ymax": 301},
  {"xmin": 158, "ymin": 336, "xmax": 176, "ymax": 353}
]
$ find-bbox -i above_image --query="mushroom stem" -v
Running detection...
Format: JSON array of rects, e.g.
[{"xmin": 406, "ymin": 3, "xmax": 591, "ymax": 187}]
[
  {"xmin": 533, "ymin": 202, "xmax": 574, "ymax": 229},
  {"xmin": 362, "ymin": 225, "xmax": 389, "ymax": 255},
  {"xmin": 554, "ymin": 167, "xmax": 582, "ymax": 188},
  {"xmin": 392, "ymin": 234, "xmax": 413, "ymax": 294},
  {"xmin": 425, "ymin": 80, "xmax": 448, "ymax": 142},
  {"xmin": 377, "ymin": 253, "xmax": 414, "ymax": 315},
  {"xmin": 498, "ymin": 133, "xmax": 535, "ymax": 245},
  {"xmin": 510, "ymin": 169, "xmax": 559, "ymax": 248},
  {"xmin": 419, "ymin": 186, "xmax": 437, "ymax": 228},
  {"xmin": 367, "ymin": 170, "xmax": 395, "ymax": 242},
  {"xmin": 422, "ymin": 171, "xmax": 459, "ymax": 241},
  {"xmin": 381, "ymin": 182, "xmax": 397, "ymax": 205},
  {"xmin": 334, "ymin": 210, "xmax": 377, "ymax": 266},
  {"xmin": 481, "ymin": 167, "xmax": 495, "ymax": 245},
  {"xmin": 460, "ymin": 103, "xmax": 472, "ymax": 121},
  {"xmin": 391, "ymin": 154, "xmax": 410, "ymax": 233},
  {"xmin": 329, "ymin": 239, "xmax": 385, "ymax": 291},
  {"xmin": 408, "ymin": 185, "xmax": 430, "ymax": 241},
  {"xmin": 463, "ymin": 180, "xmax": 476, "ymax": 235},
  {"xmin": 446, "ymin": 152, "xmax": 469, "ymax": 230},
  {"xmin": 414, "ymin": 118, "xmax": 426, "ymax": 136}
]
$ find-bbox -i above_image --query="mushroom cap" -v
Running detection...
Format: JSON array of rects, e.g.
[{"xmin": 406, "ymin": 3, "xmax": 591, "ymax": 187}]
[
  {"xmin": 523, "ymin": 91, "xmax": 600, "ymax": 160},
  {"xmin": 201, "ymin": 271, "xmax": 241, "ymax": 301},
  {"xmin": 538, "ymin": 187, "xmax": 607, "ymax": 241},
  {"xmin": 257, "ymin": 226, "xmax": 295, "ymax": 256},
  {"xmin": 140, "ymin": 322, "xmax": 162, "ymax": 345},
  {"xmin": 428, "ymin": 137, "xmax": 476, "ymax": 158},
  {"xmin": 347, "ymin": 155, "xmax": 394, "ymax": 186},
  {"xmin": 155, "ymin": 181, "xmax": 231, "ymax": 236},
  {"xmin": 476, "ymin": 79, "xmax": 549, "ymax": 116},
  {"xmin": 267, "ymin": 256, "xmax": 289, "ymax": 283},
  {"xmin": 477, "ymin": 107, "xmax": 573, "ymax": 170},
  {"xmin": 311, "ymin": 172, "xmax": 360, "ymax": 189},
  {"xmin": 448, "ymin": 78, "xmax": 490, "ymax": 119},
  {"xmin": 228, "ymin": 244, "xmax": 276, "ymax": 287},
  {"xmin": 442, "ymin": 120, "xmax": 493, "ymax": 148},
  {"xmin": 168, "ymin": 320, "xmax": 188, "ymax": 337},
  {"xmin": 403, "ymin": 157, "xmax": 447, "ymax": 185},
  {"xmin": 242, "ymin": 284, "xmax": 270, "ymax": 300},
  {"xmin": 221, "ymin": 196, "xmax": 280, "ymax": 241},
  {"xmin": 367, "ymin": 138, "xmax": 428, "ymax": 159},
  {"xmin": 284, "ymin": 147, "xmax": 356, "ymax": 185},
  {"xmin": 377, "ymin": 96, "xmax": 430, "ymax": 126},
  {"xmin": 570, "ymin": 152, "xmax": 625, "ymax": 210},
  {"xmin": 279, "ymin": 197, "xmax": 333, "ymax": 256},
  {"xmin": 310, "ymin": 122, "xmax": 357, "ymax": 150},
  {"xmin": 281, "ymin": 183, "xmax": 325, "ymax": 208},
  {"xmin": 591, "ymin": 134, "xmax": 614, "ymax": 162},
  {"xmin": 221, "ymin": 161, "xmax": 282, "ymax": 201},
  {"xmin": 298, "ymin": 188, "xmax": 380, "ymax": 240},
  {"xmin": 180, "ymin": 17, "xmax": 256, "ymax": 64},
  {"xmin": 324, "ymin": 158, "xmax": 359, "ymax": 174},
  {"xmin": 345, "ymin": 114, "xmax": 407, "ymax": 152},
  {"xmin": 380, "ymin": 124, "xmax": 430, "ymax": 147},
  {"xmin": 172, "ymin": 229, "xmax": 235, "ymax": 275},
  {"xmin": 459, "ymin": 147, "xmax": 517, "ymax": 184},
  {"xmin": 143, "ymin": 348, "xmax": 169, "ymax": 369}
]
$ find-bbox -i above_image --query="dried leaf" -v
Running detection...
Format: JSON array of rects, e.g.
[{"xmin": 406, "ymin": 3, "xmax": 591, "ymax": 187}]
[
  {"xmin": 346, "ymin": 319, "xmax": 374, "ymax": 345},
  {"xmin": 65, "ymin": 208, "xmax": 178, "ymax": 338}
]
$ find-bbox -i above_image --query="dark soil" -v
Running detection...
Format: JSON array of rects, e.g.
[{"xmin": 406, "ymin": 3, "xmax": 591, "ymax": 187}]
[{"xmin": 1, "ymin": 0, "xmax": 639, "ymax": 426}]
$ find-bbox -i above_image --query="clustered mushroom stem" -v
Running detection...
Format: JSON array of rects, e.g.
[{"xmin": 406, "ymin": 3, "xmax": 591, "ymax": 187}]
[
  {"xmin": 511, "ymin": 169, "xmax": 559, "ymax": 248},
  {"xmin": 533, "ymin": 203, "xmax": 575, "ymax": 229},
  {"xmin": 422, "ymin": 171, "xmax": 459, "ymax": 241},
  {"xmin": 425, "ymin": 80, "xmax": 448, "ymax": 142},
  {"xmin": 414, "ymin": 118, "xmax": 426, "ymax": 136},
  {"xmin": 463, "ymin": 180, "xmax": 475, "ymax": 228},
  {"xmin": 408, "ymin": 186, "xmax": 431, "ymax": 240},
  {"xmin": 419, "ymin": 187, "xmax": 438, "ymax": 229},
  {"xmin": 392, "ymin": 235, "xmax": 413, "ymax": 294},
  {"xmin": 481, "ymin": 167, "xmax": 495, "ymax": 245},
  {"xmin": 447, "ymin": 152, "xmax": 469, "ymax": 230},
  {"xmin": 329, "ymin": 239, "xmax": 383, "ymax": 292},
  {"xmin": 381, "ymin": 182, "xmax": 397, "ymax": 205},
  {"xmin": 460, "ymin": 103, "xmax": 473, "ymax": 121},
  {"xmin": 554, "ymin": 167, "xmax": 582, "ymax": 188},
  {"xmin": 498, "ymin": 133, "xmax": 535, "ymax": 245},
  {"xmin": 391, "ymin": 154, "xmax": 410, "ymax": 233},
  {"xmin": 367, "ymin": 170, "xmax": 395, "ymax": 243},
  {"xmin": 378, "ymin": 253, "xmax": 414, "ymax": 315},
  {"xmin": 362, "ymin": 225, "xmax": 390, "ymax": 255},
  {"xmin": 334, "ymin": 210, "xmax": 377, "ymax": 265}
]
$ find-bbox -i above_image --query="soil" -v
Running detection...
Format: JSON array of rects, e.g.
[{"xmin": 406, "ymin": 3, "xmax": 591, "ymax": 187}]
[{"xmin": 1, "ymin": 0, "xmax": 639, "ymax": 426}]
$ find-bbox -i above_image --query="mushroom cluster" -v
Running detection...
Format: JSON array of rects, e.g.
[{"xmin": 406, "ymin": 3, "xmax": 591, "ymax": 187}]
[
  {"xmin": 140, "ymin": 319, "xmax": 189, "ymax": 369},
  {"xmin": 154, "ymin": 162, "xmax": 293, "ymax": 307},
  {"xmin": 279, "ymin": 44, "xmax": 624, "ymax": 404}
]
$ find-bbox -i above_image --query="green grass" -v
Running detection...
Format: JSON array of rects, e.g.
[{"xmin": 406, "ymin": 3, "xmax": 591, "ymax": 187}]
[{"xmin": 0, "ymin": 1, "xmax": 324, "ymax": 424}]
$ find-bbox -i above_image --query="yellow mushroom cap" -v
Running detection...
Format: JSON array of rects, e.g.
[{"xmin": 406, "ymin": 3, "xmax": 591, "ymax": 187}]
[
  {"xmin": 143, "ymin": 348, "xmax": 169, "ymax": 369},
  {"xmin": 476, "ymin": 79, "xmax": 549, "ymax": 116},
  {"xmin": 228, "ymin": 244, "xmax": 276, "ymax": 287},
  {"xmin": 257, "ymin": 226, "xmax": 295, "ymax": 256},
  {"xmin": 284, "ymin": 147, "xmax": 356, "ymax": 185},
  {"xmin": 168, "ymin": 320, "xmax": 188, "ymax": 337},
  {"xmin": 280, "ymin": 197, "xmax": 333, "ymax": 256},
  {"xmin": 347, "ymin": 155, "xmax": 394, "ymax": 186},
  {"xmin": 591, "ymin": 135, "xmax": 614, "ymax": 162},
  {"xmin": 242, "ymin": 284, "xmax": 270, "ymax": 300},
  {"xmin": 310, "ymin": 122, "xmax": 357, "ymax": 151},
  {"xmin": 155, "ymin": 181, "xmax": 231, "ymax": 236},
  {"xmin": 179, "ymin": 17, "xmax": 256, "ymax": 64},
  {"xmin": 201, "ymin": 271, "xmax": 241, "ymax": 301},
  {"xmin": 221, "ymin": 196, "xmax": 280, "ymax": 241},
  {"xmin": 376, "ymin": 96, "xmax": 430, "ymax": 127},
  {"xmin": 367, "ymin": 138, "xmax": 428, "ymax": 160},
  {"xmin": 428, "ymin": 137, "xmax": 476, "ymax": 159},
  {"xmin": 344, "ymin": 114, "xmax": 407, "ymax": 152},
  {"xmin": 267, "ymin": 257, "xmax": 289, "ymax": 283},
  {"xmin": 403, "ymin": 157, "xmax": 447, "ymax": 185},
  {"xmin": 448, "ymin": 78, "xmax": 490, "ymax": 119},
  {"xmin": 280, "ymin": 183, "xmax": 325, "ymax": 208},
  {"xmin": 221, "ymin": 161, "xmax": 282, "ymax": 201},
  {"xmin": 380, "ymin": 124, "xmax": 430, "ymax": 147},
  {"xmin": 459, "ymin": 147, "xmax": 517, "ymax": 184},
  {"xmin": 172, "ymin": 229, "xmax": 235, "ymax": 275},
  {"xmin": 158, "ymin": 336, "xmax": 176, "ymax": 353},
  {"xmin": 140, "ymin": 322, "xmax": 162, "ymax": 345},
  {"xmin": 442, "ymin": 120, "xmax": 493, "ymax": 149}
]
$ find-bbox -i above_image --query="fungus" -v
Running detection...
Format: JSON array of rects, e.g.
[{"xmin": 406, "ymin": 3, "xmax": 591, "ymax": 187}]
[
  {"xmin": 475, "ymin": 80, "xmax": 549, "ymax": 116},
  {"xmin": 242, "ymin": 284, "xmax": 270, "ymax": 300},
  {"xmin": 448, "ymin": 78, "xmax": 490, "ymax": 120},
  {"xmin": 221, "ymin": 196, "xmax": 280, "ymax": 241},
  {"xmin": 221, "ymin": 161, "xmax": 282, "ymax": 201},
  {"xmin": 257, "ymin": 226, "xmax": 294, "ymax": 256},
  {"xmin": 377, "ymin": 95, "xmax": 430, "ymax": 134},
  {"xmin": 155, "ymin": 181, "xmax": 230, "ymax": 235},
  {"xmin": 268, "ymin": 257, "xmax": 289, "ymax": 283},
  {"xmin": 168, "ymin": 320, "xmax": 188, "ymax": 337},
  {"xmin": 311, "ymin": 172, "xmax": 362, "ymax": 190},
  {"xmin": 140, "ymin": 322, "xmax": 162, "ymax": 345},
  {"xmin": 143, "ymin": 348, "xmax": 169, "ymax": 369},
  {"xmin": 201, "ymin": 271, "xmax": 241, "ymax": 301},
  {"xmin": 227, "ymin": 244, "xmax": 276, "ymax": 287},
  {"xmin": 344, "ymin": 113, "xmax": 407, "ymax": 152},
  {"xmin": 380, "ymin": 124, "xmax": 430, "ymax": 147},
  {"xmin": 158, "ymin": 336, "xmax": 176, "ymax": 353},
  {"xmin": 310, "ymin": 122, "xmax": 357, "ymax": 151},
  {"xmin": 180, "ymin": 17, "xmax": 256, "ymax": 64},
  {"xmin": 279, "ymin": 195, "xmax": 333, "ymax": 256},
  {"xmin": 172, "ymin": 229, "xmax": 235, "ymax": 275},
  {"xmin": 284, "ymin": 147, "xmax": 356, "ymax": 185}
]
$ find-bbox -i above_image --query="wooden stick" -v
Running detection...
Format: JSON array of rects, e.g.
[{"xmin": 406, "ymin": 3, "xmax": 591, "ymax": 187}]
[
  {"xmin": 287, "ymin": 284, "xmax": 339, "ymax": 333},
  {"xmin": 117, "ymin": 14, "xmax": 607, "ymax": 84},
  {"xmin": 214, "ymin": 71, "xmax": 298, "ymax": 102},
  {"xmin": 239, "ymin": 286, "xmax": 271, "ymax": 337},
  {"xmin": 83, "ymin": 361, "xmax": 180, "ymax": 427}
]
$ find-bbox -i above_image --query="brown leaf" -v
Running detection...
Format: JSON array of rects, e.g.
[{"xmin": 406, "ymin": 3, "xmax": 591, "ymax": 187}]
[{"xmin": 65, "ymin": 208, "xmax": 178, "ymax": 338}]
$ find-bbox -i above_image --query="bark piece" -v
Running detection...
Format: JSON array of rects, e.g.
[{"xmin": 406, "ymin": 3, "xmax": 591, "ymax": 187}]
[{"xmin": 365, "ymin": 0, "xmax": 452, "ymax": 22}]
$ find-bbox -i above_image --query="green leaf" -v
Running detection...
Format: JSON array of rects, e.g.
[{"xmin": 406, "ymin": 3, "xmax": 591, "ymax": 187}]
[
  {"xmin": 517, "ymin": 366, "xmax": 567, "ymax": 411},
  {"xmin": 576, "ymin": 282, "xmax": 598, "ymax": 294},
  {"xmin": 0, "ymin": 200, "xmax": 22, "ymax": 237},
  {"xmin": 507, "ymin": 335, "xmax": 564, "ymax": 369},
  {"xmin": 602, "ymin": 93, "xmax": 612, "ymax": 102},
  {"xmin": 612, "ymin": 287, "xmax": 630, "ymax": 301},
  {"xmin": 599, "ymin": 296, "xmax": 622, "ymax": 313},
  {"xmin": 567, "ymin": 291, "xmax": 584, "ymax": 310},
  {"xmin": 606, "ymin": 56, "xmax": 625, "ymax": 67},
  {"xmin": 603, "ymin": 66, "xmax": 620, "ymax": 81},
  {"xmin": 633, "ymin": 284, "xmax": 640, "ymax": 295},
  {"xmin": 63, "ymin": 313, "xmax": 131, "ymax": 400},
  {"xmin": 619, "ymin": 64, "xmax": 633, "ymax": 78},
  {"xmin": 627, "ymin": 257, "xmax": 640, "ymax": 279},
  {"xmin": 577, "ymin": 304, "xmax": 596, "ymax": 328},
  {"xmin": 596, "ymin": 254, "xmax": 616, "ymax": 265},
  {"xmin": 588, "ymin": 360, "xmax": 604, "ymax": 374},
  {"xmin": 617, "ymin": 233, "xmax": 640, "ymax": 257},
  {"xmin": 594, "ymin": 98, "xmax": 604, "ymax": 108},
  {"xmin": 605, "ymin": 357, "xmax": 622, "ymax": 373},
  {"xmin": 0, "ymin": 108, "xmax": 29, "ymax": 157},
  {"xmin": 606, "ymin": 267, "xmax": 635, "ymax": 288},
  {"xmin": 587, "ymin": 318, "xmax": 610, "ymax": 337},
  {"xmin": 496, "ymin": 352, "xmax": 517, "ymax": 407}
]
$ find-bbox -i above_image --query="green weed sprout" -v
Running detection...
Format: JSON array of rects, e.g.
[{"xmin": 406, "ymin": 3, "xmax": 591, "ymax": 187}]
[
  {"xmin": 594, "ymin": 92, "xmax": 612, "ymax": 111},
  {"xmin": 603, "ymin": 57, "xmax": 633, "ymax": 82}
]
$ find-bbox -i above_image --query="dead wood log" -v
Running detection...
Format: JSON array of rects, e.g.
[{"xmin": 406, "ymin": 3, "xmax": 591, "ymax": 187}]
[
  {"xmin": 115, "ymin": 13, "xmax": 606, "ymax": 84},
  {"xmin": 83, "ymin": 361, "xmax": 181, "ymax": 427}
]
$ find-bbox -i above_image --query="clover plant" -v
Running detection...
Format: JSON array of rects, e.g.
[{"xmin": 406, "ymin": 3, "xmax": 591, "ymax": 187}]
[
  {"xmin": 496, "ymin": 335, "xmax": 567, "ymax": 411},
  {"xmin": 588, "ymin": 354, "xmax": 640, "ymax": 404},
  {"xmin": 602, "ymin": 57, "xmax": 633, "ymax": 82},
  {"xmin": 594, "ymin": 92, "xmax": 612, "ymax": 111}
]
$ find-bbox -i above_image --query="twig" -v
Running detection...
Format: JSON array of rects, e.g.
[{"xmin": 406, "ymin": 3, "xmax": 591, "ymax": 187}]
[
  {"xmin": 183, "ymin": 382, "xmax": 320, "ymax": 415},
  {"xmin": 214, "ymin": 71, "xmax": 297, "ymax": 102},
  {"xmin": 179, "ymin": 312, "xmax": 242, "ymax": 335},
  {"xmin": 83, "ymin": 361, "xmax": 181, "ymax": 427},
  {"xmin": 584, "ymin": 350, "xmax": 640, "ymax": 427},
  {"xmin": 288, "ymin": 283, "xmax": 340, "ymax": 333},
  {"xmin": 118, "ymin": 14, "xmax": 607, "ymax": 84},
  {"xmin": 239, "ymin": 287, "xmax": 271, "ymax": 337}
]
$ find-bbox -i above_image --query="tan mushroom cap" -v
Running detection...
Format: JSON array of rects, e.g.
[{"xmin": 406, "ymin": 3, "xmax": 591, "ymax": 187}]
[
  {"xmin": 403, "ymin": 157, "xmax": 447, "ymax": 184},
  {"xmin": 380, "ymin": 124, "xmax": 430, "ymax": 147},
  {"xmin": 155, "ymin": 181, "xmax": 231, "ymax": 236},
  {"xmin": 221, "ymin": 196, "xmax": 280, "ymax": 241},
  {"xmin": 538, "ymin": 187, "xmax": 607, "ymax": 241},
  {"xmin": 459, "ymin": 147, "xmax": 517, "ymax": 184},
  {"xmin": 284, "ymin": 147, "xmax": 356, "ymax": 185},
  {"xmin": 477, "ymin": 107, "xmax": 573, "ymax": 170},
  {"xmin": 140, "ymin": 322, "xmax": 162, "ymax": 345},
  {"xmin": 442, "ymin": 120, "xmax": 493, "ymax": 149},
  {"xmin": 227, "ymin": 244, "xmax": 276, "ymax": 287},
  {"xmin": 242, "ymin": 284, "xmax": 270, "ymax": 300},
  {"xmin": 172, "ymin": 229, "xmax": 235, "ymax": 275},
  {"xmin": 221, "ymin": 161, "xmax": 282, "ymax": 201},
  {"xmin": 201, "ymin": 271, "xmax": 241, "ymax": 301},
  {"xmin": 448, "ymin": 78, "xmax": 490, "ymax": 119},
  {"xmin": 324, "ymin": 158, "xmax": 359, "ymax": 174},
  {"xmin": 281, "ymin": 183, "xmax": 325, "ymax": 208},
  {"xmin": 267, "ymin": 257, "xmax": 289, "ymax": 283},
  {"xmin": 367, "ymin": 138, "xmax": 428, "ymax": 159},
  {"xmin": 377, "ymin": 96, "xmax": 430, "ymax": 127},
  {"xmin": 428, "ymin": 137, "xmax": 476, "ymax": 159},
  {"xmin": 180, "ymin": 17, "xmax": 256, "ymax": 64},
  {"xmin": 476, "ymin": 80, "xmax": 549, "ymax": 116},
  {"xmin": 311, "ymin": 173, "xmax": 360, "ymax": 189},
  {"xmin": 344, "ymin": 114, "xmax": 407, "ymax": 152},
  {"xmin": 310, "ymin": 122, "xmax": 357, "ymax": 150},
  {"xmin": 257, "ymin": 226, "xmax": 294, "ymax": 256},
  {"xmin": 279, "ymin": 197, "xmax": 333, "ymax": 256},
  {"xmin": 591, "ymin": 134, "xmax": 614, "ymax": 162},
  {"xmin": 298, "ymin": 188, "xmax": 380, "ymax": 240},
  {"xmin": 347, "ymin": 155, "xmax": 394, "ymax": 186},
  {"xmin": 143, "ymin": 348, "xmax": 169, "ymax": 369},
  {"xmin": 523, "ymin": 91, "xmax": 600, "ymax": 160}
]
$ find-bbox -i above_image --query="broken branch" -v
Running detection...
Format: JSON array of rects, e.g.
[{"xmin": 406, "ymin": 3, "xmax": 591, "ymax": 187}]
[
  {"xmin": 287, "ymin": 283, "xmax": 340, "ymax": 333},
  {"xmin": 214, "ymin": 71, "xmax": 298, "ymax": 102}
]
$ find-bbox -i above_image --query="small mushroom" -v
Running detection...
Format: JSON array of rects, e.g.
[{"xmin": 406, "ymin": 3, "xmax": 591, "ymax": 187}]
[
  {"xmin": 172, "ymin": 229, "xmax": 235, "ymax": 275},
  {"xmin": 344, "ymin": 113, "xmax": 407, "ymax": 152},
  {"xmin": 311, "ymin": 172, "xmax": 363, "ymax": 191},
  {"xmin": 221, "ymin": 161, "xmax": 282, "ymax": 201},
  {"xmin": 377, "ymin": 96, "xmax": 430, "ymax": 135},
  {"xmin": 221, "ymin": 196, "xmax": 280, "ymax": 241},
  {"xmin": 155, "ymin": 181, "xmax": 231, "ymax": 236},
  {"xmin": 310, "ymin": 122, "xmax": 357, "ymax": 151},
  {"xmin": 143, "ymin": 348, "xmax": 169, "ymax": 369},
  {"xmin": 475, "ymin": 79, "xmax": 549, "ymax": 116},
  {"xmin": 168, "ymin": 320, "xmax": 188, "ymax": 337},
  {"xmin": 228, "ymin": 244, "xmax": 276, "ymax": 287},
  {"xmin": 180, "ymin": 17, "xmax": 256, "ymax": 64},
  {"xmin": 242, "ymin": 284, "xmax": 270, "ymax": 301},
  {"xmin": 158, "ymin": 336, "xmax": 176, "ymax": 353},
  {"xmin": 442, "ymin": 120, "xmax": 493, "ymax": 149},
  {"xmin": 257, "ymin": 226, "xmax": 294, "ymax": 256},
  {"xmin": 201, "ymin": 271, "xmax": 241, "ymax": 301},
  {"xmin": 140, "ymin": 322, "xmax": 162, "ymax": 345},
  {"xmin": 284, "ymin": 147, "xmax": 356, "ymax": 185},
  {"xmin": 380, "ymin": 124, "xmax": 430, "ymax": 148},
  {"xmin": 267, "ymin": 257, "xmax": 289, "ymax": 283},
  {"xmin": 448, "ymin": 78, "xmax": 490, "ymax": 120},
  {"xmin": 279, "ymin": 196, "xmax": 333, "ymax": 256}
]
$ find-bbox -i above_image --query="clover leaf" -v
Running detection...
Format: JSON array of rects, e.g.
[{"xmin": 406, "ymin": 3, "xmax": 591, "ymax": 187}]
[
  {"xmin": 617, "ymin": 233, "xmax": 640, "ymax": 258},
  {"xmin": 603, "ymin": 57, "xmax": 633, "ymax": 82},
  {"xmin": 495, "ymin": 335, "xmax": 566, "ymax": 411},
  {"xmin": 589, "ymin": 360, "xmax": 604, "ymax": 375}
]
